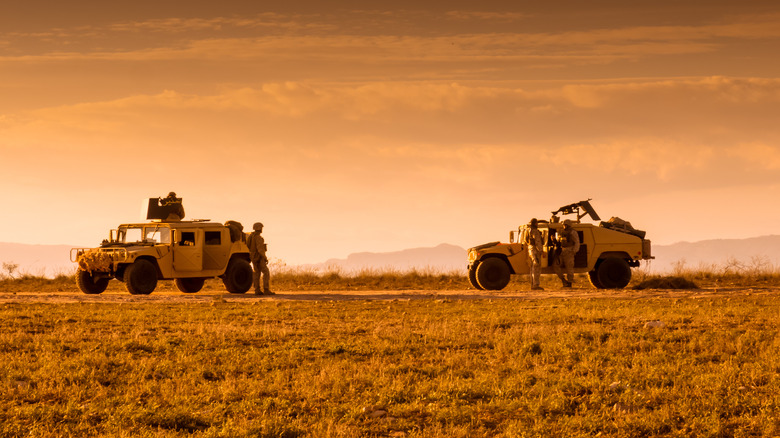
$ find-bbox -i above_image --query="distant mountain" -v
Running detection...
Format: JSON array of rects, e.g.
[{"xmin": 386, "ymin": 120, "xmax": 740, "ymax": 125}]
[
  {"xmin": 4, "ymin": 235, "xmax": 780, "ymax": 278},
  {"xmin": 303, "ymin": 236, "xmax": 780, "ymax": 274},
  {"xmin": 301, "ymin": 243, "xmax": 468, "ymax": 274},
  {"xmin": 650, "ymin": 235, "xmax": 780, "ymax": 272},
  {"xmin": 0, "ymin": 242, "xmax": 75, "ymax": 277}
]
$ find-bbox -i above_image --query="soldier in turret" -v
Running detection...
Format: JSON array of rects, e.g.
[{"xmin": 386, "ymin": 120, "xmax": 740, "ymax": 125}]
[
  {"xmin": 161, "ymin": 192, "xmax": 185, "ymax": 221},
  {"xmin": 524, "ymin": 218, "xmax": 544, "ymax": 290},
  {"xmin": 246, "ymin": 222, "xmax": 273, "ymax": 295},
  {"xmin": 553, "ymin": 219, "xmax": 580, "ymax": 288}
]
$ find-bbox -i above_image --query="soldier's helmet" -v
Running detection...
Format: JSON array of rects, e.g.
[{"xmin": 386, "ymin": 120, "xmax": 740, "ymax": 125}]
[
  {"xmin": 530, "ymin": 218, "xmax": 538, "ymax": 228},
  {"xmin": 253, "ymin": 222, "xmax": 264, "ymax": 231},
  {"xmin": 167, "ymin": 191, "xmax": 177, "ymax": 198},
  {"xmin": 563, "ymin": 219, "xmax": 574, "ymax": 228}
]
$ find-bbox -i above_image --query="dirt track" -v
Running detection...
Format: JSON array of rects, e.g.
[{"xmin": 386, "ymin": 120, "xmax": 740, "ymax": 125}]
[{"xmin": 0, "ymin": 287, "xmax": 773, "ymax": 304}]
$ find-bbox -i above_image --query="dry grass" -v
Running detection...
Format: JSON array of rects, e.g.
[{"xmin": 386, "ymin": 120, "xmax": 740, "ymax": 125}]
[
  {"xmin": 3, "ymin": 256, "xmax": 780, "ymax": 294},
  {"xmin": 2, "ymin": 296, "xmax": 780, "ymax": 437}
]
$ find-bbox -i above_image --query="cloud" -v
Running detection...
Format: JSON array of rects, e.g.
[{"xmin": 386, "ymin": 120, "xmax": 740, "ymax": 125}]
[
  {"xmin": 6, "ymin": 76, "xmax": 780, "ymax": 152},
  {"xmin": 539, "ymin": 140, "xmax": 716, "ymax": 180},
  {"xmin": 443, "ymin": 11, "xmax": 530, "ymax": 21},
  {"xmin": 3, "ymin": 12, "xmax": 779, "ymax": 69},
  {"xmin": 730, "ymin": 142, "xmax": 780, "ymax": 171}
]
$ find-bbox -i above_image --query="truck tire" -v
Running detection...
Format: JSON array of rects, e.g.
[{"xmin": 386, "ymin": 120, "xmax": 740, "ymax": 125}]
[
  {"xmin": 125, "ymin": 259, "xmax": 158, "ymax": 295},
  {"xmin": 587, "ymin": 270, "xmax": 603, "ymax": 289},
  {"xmin": 76, "ymin": 269, "xmax": 109, "ymax": 294},
  {"xmin": 222, "ymin": 259, "xmax": 252, "ymax": 294},
  {"xmin": 594, "ymin": 257, "xmax": 632, "ymax": 289},
  {"xmin": 175, "ymin": 277, "xmax": 206, "ymax": 293},
  {"xmin": 475, "ymin": 258, "xmax": 511, "ymax": 291},
  {"xmin": 468, "ymin": 263, "xmax": 484, "ymax": 290}
]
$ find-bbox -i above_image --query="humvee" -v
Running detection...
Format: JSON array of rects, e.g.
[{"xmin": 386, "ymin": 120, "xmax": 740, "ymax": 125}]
[
  {"xmin": 467, "ymin": 200, "xmax": 653, "ymax": 290},
  {"xmin": 71, "ymin": 199, "xmax": 253, "ymax": 295}
]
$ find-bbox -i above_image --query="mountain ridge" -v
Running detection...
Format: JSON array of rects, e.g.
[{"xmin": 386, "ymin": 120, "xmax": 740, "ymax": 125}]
[{"xmin": 3, "ymin": 235, "xmax": 780, "ymax": 277}]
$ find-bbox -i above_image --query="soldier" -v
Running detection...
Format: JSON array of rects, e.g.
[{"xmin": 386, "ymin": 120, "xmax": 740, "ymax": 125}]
[
  {"xmin": 553, "ymin": 219, "xmax": 580, "ymax": 287},
  {"xmin": 161, "ymin": 192, "xmax": 185, "ymax": 221},
  {"xmin": 247, "ymin": 222, "xmax": 273, "ymax": 295},
  {"xmin": 524, "ymin": 218, "xmax": 544, "ymax": 290}
]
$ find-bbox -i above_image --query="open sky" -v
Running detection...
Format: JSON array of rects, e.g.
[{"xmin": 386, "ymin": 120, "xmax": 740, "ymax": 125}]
[{"xmin": 2, "ymin": 0, "xmax": 780, "ymax": 265}]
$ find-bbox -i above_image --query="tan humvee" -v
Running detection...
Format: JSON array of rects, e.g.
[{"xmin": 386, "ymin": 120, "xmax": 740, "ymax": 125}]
[
  {"xmin": 467, "ymin": 200, "xmax": 653, "ymax": 290},
  {"xmin": 71, "ymin": 219, "xmax": 253, "ymax": 295}
]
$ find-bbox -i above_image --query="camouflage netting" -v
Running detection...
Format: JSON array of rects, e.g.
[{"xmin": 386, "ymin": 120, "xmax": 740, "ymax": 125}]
[
  {"xmin": 225, "ymin": 221, "xmax": 245, "ymax": 243},
  {"xmin": 77, "ymin": 251, "xmax": 113, "ymax": 273},
  {"xmin": 632, "ymin": 276, "xmax": 698, "ymax": 290}
]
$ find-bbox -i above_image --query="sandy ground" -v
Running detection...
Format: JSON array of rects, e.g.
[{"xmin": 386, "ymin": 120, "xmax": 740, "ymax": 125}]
[{"xmin": 0, "ymin": 287, "xmax": 775, "ymax": 304}]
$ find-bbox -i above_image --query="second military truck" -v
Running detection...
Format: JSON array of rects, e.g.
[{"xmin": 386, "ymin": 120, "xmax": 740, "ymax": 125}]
[{"xmin": 467, "ymin": 200, "xmax": 653, "ymax": 290}]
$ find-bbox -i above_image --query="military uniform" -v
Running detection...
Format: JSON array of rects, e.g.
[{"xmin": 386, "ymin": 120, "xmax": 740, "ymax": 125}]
[
  {"xmin": 247, "ymin": 222, "xmax": 272, "ymax": 294},
  {"xmin": 524, "ymin": 220, "xmax": 544, "ymax": 290},
  {"xmin": 553, "ymin": 221, "xmax": 580, "ymax": 287}
]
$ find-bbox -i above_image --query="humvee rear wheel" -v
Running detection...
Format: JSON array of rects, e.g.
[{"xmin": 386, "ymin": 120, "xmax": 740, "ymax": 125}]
[
  {"xmin": 125, "ymin": 259, "xmax": 158, "ymax": 295},
  {"xmin": 468, "ymin": 263, "xmax": 484, "ymax": 290},
  {"xmin": 175, "ymin": 277, "xmax": 206, "ymax": 293},
  {"xmin": 222, "ymin": 259, "xmax": 252, "ymax": 294},
  {"xmin": 475, "ymin": 258, "xmax": 511, "ymax": 291},
  {"xmin": 594, "ymin": 257, "xmax": 632, "ymax": 289},
  {"xmin": 76, "ymin": 269, "xmax": 109, "ymax": 294}
]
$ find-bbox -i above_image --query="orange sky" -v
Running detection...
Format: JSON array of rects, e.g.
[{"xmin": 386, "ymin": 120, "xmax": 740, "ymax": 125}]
[{"xmin": 2, "ymin": 1, "xmax": 780, "ymax": 265}]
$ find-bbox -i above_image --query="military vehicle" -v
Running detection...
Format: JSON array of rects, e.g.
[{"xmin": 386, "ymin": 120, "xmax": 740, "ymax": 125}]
[
  {"xmin": 71, "ymin": 198, "xmax": 253, "ymax": 295},
  {"xmin": 467, "ymin": 200, "xmax": 653, "ymax": 290}
]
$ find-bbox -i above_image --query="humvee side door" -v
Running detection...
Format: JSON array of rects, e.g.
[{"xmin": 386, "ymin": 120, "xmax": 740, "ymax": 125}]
[{"xmin": 173, "ymin": 229, "xmax": 203, "ymax": 272}]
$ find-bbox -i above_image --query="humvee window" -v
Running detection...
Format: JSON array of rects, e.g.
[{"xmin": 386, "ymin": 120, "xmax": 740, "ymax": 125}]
[
  {"xmin": 179, "ymin": 232, "xmax": 196, "ymax": 246},
  {"xmin": 119, "ymin": 226, "xmax": 143, "ymax": 243},
  {"xmin": 145, "ymin": 227, "xmax": 170, "ymax": 244},
  {"xmin": 205, "ymin": 231, "xmax": 221, "ymax": 245}
]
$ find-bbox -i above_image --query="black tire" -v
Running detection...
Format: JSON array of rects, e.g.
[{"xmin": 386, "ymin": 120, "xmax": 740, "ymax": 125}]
[
  {"xmin": 475, "ymin": 258, "xmax": 511, "ymax": 291},
  {"xmin": 468, "ymin": 263, "xmax": 484, "ymax": 290},
  {"xmin": 595, "ymin": 257, "xmax": 632, "ymax": 289},
  {"xmin": 587, "ymin": 270, "xmax": 603, "ymax": 289},
  {"xmin": 222, "ymin": 259, "xmax": 253, "ymax": 294},
  {"xmin": 124, "ymin": 259, "xmax": 158, "ymax": 295},
  {"xmin": 175, "ymin": 277, "xmax": 206, "ymax": 293},
  {"xmin": 76, "ymin": 269, "xmax": 109, "ymax": 294}
]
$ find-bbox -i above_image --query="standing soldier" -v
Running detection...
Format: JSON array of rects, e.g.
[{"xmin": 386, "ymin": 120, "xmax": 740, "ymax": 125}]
[
  {"xmin": 247, "ymin": 222, "xmax": 273, "ymax": 295},
  {"xmin": 554, "ymin": 219, "xmax": 580, "ymax": 288},
  {"xmin": 524, "ymin": 218, "xmax": 544, "ymax": 290}
]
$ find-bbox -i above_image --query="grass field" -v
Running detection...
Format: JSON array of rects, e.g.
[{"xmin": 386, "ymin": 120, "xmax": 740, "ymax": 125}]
[
  {"xmin": 2, "ymin": 264, "xmax": 780, "ymax": 293},
  {"xmin": 2, "ymin": 288, "xmax": 780, "ymax": 437}
]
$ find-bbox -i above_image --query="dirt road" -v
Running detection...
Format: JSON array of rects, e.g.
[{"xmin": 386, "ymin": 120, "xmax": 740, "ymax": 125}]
[{"xmin": 0, "ymin": 286, "xmax": 771, "ymax": 304}]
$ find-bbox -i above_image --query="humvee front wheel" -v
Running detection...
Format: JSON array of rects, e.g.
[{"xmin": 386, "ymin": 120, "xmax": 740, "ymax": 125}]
[
  {"xmin": 125, "ymin": 259, "xmax": 158, "ymax": 295},
  {"xmin": 593, "ymin": 257, "xmax": 631, "ymax": 289},
  {"xmin": 76, "ymin": 269, "xmax": 109, "ymax": 294},
  {"xmin": 475, "ymin": 258, "xmax": 511, "ymax": 291},
  {"xmin": 468, "ymin": 263, "xmax": 484, "ymax": 290},
  {"xmin": 175, "ymin": 277, "xmax": 206, "ymax": 293},
  {"xmin": 222, "ymin": 259, "xmax": 253, "ymax": 294}
]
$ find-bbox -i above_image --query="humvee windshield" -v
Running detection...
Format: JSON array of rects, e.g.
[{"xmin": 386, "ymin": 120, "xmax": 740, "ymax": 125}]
[{"xmin": 117, "ymin": 226, "xmax": 171, "ymax": 244}]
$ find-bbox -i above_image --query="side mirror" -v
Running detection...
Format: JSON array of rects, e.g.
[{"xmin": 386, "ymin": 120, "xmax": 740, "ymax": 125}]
[
  {"xmin": 509, "ymin": 230, "xmax": 516, "ymax": 243},
  {"xmin": 171, "ymin": 229, "xmax": 179, "ymax": 245}
]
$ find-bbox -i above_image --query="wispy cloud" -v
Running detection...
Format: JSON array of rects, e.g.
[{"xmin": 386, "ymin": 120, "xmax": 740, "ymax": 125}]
[{"xmin": 2, "ymin": 12, "xmax": 779, "ymax": 70}]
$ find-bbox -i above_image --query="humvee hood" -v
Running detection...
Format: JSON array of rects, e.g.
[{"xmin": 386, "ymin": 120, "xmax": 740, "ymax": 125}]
[{"xmin": 470, "ymin": 241, "xmax": 501, "ymax": 251}]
